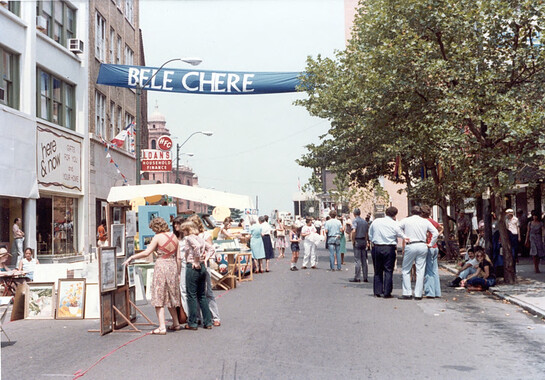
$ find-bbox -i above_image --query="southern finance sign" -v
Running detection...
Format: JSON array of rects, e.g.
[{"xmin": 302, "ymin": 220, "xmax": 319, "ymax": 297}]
[
  {"xmin": 141, "ymin": 149, "xmax": 172, "ymax": 172},
  {"xmin": 97, "ymin": 64, "xmax": 301, "ymax": 95},
  {"xmin": 37, "ymin": 126, "xmax": 82, "ymax": 191}
]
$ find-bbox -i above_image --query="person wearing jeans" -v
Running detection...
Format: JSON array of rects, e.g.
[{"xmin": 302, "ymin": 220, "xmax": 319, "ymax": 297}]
[
  {"xmin": 324, "ymin": 210, "xmax": 343, "ymax": 271},
  {"xmin": 350, "ymin": 208, "xmax": 369, "ymax": 282},
  {"xmin": 422, "ymin": 205, "xmax": 443, "ymax": 298}
]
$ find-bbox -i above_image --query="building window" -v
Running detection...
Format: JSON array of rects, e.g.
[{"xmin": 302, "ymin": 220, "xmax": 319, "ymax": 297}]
[
  {"xmin": 109, "ymin": 28, "xmax": 115, "ymax": 64},
  {"xmin": 37, "ymin": 68, "xmax": 75, "ymax": 129},
  {"xmin": 110, "ymin": 101, "xmax": 116, "ymax": 140},
  {"xmin": 151, "ymin": 140, "xmax": 156, "ymax": 149},
  {"xmin": 117, "ymin": 106, "xmax": 123, "ymax": 139},
  {"xmin": 0, "ymin": 46, "xmax": 20, "ymax": 109},
  {"xmin": 124, "ymin": 112, "xmax": 134, "ymax": 151},
  {"xmin": 116, "ymin": 35, "xmax": 122, "ymax": 64},
  {"xmin": 124, "ymin": 45, "xmax": 134, "ymax": 65},
  {"xmin": 95, "ymin": 91, "xmax": 106, "ymax": 137},
  {"xmin": 36, "ymin": 1, "xmax": 76, "ymax": 47},
  {"xmin": 3, "ymin": 1, "xmax": 21, "ymax": 17},
  {"xmin": 125, "ymin": 0, "xmax": 134, "ymax": 24},
  {"xmin": 37, "ymin": 196, "xmax": 78, "ymax": 256},
  {"xmin": 95, "ymin": 12, "xmax": 106, "ymax": 61}
]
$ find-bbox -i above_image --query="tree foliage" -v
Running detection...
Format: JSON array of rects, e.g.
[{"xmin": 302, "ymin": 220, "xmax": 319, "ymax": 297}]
[{"xmin": 296, "ymin": 0, "xmax": 545, "ymax": 283}]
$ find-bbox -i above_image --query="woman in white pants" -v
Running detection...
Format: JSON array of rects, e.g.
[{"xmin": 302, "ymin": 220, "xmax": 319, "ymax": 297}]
[{"xmin": 301, "ymin": 218, "xmax": 317, "ymax": 269}]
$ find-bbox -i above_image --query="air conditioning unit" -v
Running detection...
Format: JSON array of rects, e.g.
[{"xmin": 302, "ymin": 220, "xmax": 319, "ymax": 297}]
[
  {"xmin": 0, "ymin": 88, "xmax": 5, "ymax": 104},
  {"xmin": 36, "ymin": 15, "xmax": 47, "ymax": 31},
  {"xmin": 68, "ymin": 38, "xmax": 84, "ymax": 54}
]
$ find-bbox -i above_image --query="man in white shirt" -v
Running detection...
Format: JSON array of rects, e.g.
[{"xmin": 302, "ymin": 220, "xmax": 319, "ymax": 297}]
[
  {"xmin": 368, "ymin": 207, "xmax": 408, "ymax": 298},
  {"xmin": 505, "ymin": 208, "xmax": 520, "ymax": 267},
  {"xmin": 399, "ymin": 206, "xmax": 439, "ymax": 300}
]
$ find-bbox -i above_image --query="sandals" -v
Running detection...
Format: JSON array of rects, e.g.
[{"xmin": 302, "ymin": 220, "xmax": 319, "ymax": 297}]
[
  {"xmin": 167, "ymin": 324, "xmax": 182, "ymax": 331},
  {"xmin": 183, "ymin": 325, "xmax": 198, "ymax": 330},
  {"xmin": 213, "ymin": 320, "xmax": 221, "ymax": 327},
  {"xmin": 151, "ymin": 328, "xmax": 166, "ymax": 335},
  {"xmin": 203, "ymin": 325, "xmax": 213, "ymax": 329}
]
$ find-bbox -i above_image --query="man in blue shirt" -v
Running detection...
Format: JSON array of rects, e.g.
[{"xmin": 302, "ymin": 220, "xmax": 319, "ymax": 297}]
[
  {"xmin": 369, "ymin": 207, "xmax": 408, "ymax": 298},
  {"xmin": 350, "ymin": 208, "xmax": 369, "ymax": 282},
  {"xmin": 324, "ymin": 210, "xmax": 343, "ymax": 271}
]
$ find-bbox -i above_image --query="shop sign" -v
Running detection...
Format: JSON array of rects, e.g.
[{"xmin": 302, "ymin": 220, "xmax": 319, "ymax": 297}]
[
  {"xmin": 37, "ymin": 126, "xmax": 81, "ymax": 191},
  {"xmin": 157, "ymin": 135, "xmax": 172, "ymax": 151},
  {"xmin": 141, "ymin": 149, "xmax": 172, "ymax": 172}
]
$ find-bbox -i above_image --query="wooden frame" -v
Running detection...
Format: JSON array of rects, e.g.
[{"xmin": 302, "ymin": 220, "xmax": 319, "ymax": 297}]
[
  {"xmin": 25, "ymin": 282, "xmax": 55, "ymax": 319},
  {"xmin": 127, "ymin": 265, "xmax": 135, "ymax": 287},
  {"xmin": 235, "ymin": 252, "xmax": 253, "ymax": 282},
  {"xmin": 56, "ymin": 278, "xmax": 86, "ymax": 319},
  {"xmin": 100, "ymin": 291, "xmax": 113, "ymax": 335},
  {"xmin": 114, "ymin": 285, "xmax": 129, "ymax": 329},
  {"xmin": 126, "ymin": 236, "xmax": 135, "ymax": 259},
  {"xmin": 110, "ymin": 224, "xmax": 125, "ymax": 257},
  {"xmin": 99, "ymin": 246, "xmax": 117, "ymax": 292},
  {"xmin": 116, "ymin": 257, "xmax": 126, "ymax": 287}
]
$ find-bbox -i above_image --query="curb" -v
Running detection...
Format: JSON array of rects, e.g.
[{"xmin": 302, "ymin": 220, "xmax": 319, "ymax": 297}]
[{"xmin": 439, "ymin": 263, "xmax": 545, "ymax": 320}]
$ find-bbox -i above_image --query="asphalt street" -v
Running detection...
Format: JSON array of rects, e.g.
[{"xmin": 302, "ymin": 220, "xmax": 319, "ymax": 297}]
[{"xmin": 2, "ymin": 245, "xmax": 545, "ymax": 380}]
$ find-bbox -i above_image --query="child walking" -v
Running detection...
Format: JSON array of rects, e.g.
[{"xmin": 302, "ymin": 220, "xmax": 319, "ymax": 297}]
[{"xmin": 289, "ymin": 225, "xmax": 300, "ymax": 271}]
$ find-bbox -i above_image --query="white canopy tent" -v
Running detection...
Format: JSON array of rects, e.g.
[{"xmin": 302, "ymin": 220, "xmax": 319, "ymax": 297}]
[{"xmin": 107, "ymin": 183, "xmax": 253, "ymax": 210}]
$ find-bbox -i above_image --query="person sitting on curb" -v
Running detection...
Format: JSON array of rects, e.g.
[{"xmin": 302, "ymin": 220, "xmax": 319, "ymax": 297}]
[
  {"xmin": 448, "ymin": 247, "xmax": 479, "ymax": 287},
  {"xmin": 462, "ymin": 248, "xmax": 496, "ymax": 291}
]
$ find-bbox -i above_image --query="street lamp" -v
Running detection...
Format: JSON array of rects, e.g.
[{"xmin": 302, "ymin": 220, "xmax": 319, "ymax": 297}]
[
  {"xmin": 135, "ymin": 57, "xmax": 203, "ymax": 185},
  {"xmin": 175, "ymin": 131, "xmax": 213, "ymax": 184}
]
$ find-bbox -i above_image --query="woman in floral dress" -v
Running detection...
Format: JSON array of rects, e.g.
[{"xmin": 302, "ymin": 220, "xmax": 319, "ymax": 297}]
[{"xmin": 125, "ymin": 217, "xmax": 181, "ymax": 335}]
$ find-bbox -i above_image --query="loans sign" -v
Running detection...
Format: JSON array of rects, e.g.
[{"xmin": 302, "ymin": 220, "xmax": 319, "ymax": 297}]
[
  {"xmin": 141, "ymin": 149, "xmax": 172, "ymax": 172},
  {"xmin": 97, "ymin": 64, "xmax": 301, "ymax": 94}
]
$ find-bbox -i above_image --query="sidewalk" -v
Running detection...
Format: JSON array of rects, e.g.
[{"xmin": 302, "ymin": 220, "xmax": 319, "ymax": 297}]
[{"xmin": 440, "ymin": 256, "xmax": 545, "ymax": 319}]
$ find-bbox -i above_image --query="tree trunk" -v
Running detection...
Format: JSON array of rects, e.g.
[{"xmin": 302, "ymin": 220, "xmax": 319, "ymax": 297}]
[
  {"xmin": 493, "ymin": 190, "xmax": 516, "ymax": 284},
  {"xmin": 429, "ymin": 165, "xmax": 456, "ymax": 260}
]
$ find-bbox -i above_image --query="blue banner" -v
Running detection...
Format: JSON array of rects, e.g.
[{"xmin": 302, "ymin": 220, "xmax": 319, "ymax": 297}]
[{"xmin": 96, "ymin": 64, "xmax": 301, "ymax": 94}]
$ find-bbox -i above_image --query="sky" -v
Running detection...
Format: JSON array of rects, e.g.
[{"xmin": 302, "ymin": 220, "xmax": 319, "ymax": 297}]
[{"xmin": 139, "ymin": 0, "xmax": 346, "ymax": 214}]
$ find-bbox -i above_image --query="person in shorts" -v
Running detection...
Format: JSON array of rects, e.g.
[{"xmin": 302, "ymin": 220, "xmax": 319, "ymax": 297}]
[{"xmin": 289, "ymin": 225, "xmax": 300, "ymax": 271}]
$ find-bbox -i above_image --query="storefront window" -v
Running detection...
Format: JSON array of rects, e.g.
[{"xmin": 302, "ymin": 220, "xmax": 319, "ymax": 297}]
[{"xmin": 37, "ymin": 195, "xmax": 78, "ymax": 255}]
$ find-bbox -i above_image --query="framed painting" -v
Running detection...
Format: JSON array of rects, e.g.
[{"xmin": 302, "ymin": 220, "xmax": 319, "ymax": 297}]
[
  {"xmin": 116, "ymin": 257, "xmax": 126, "ymax": 287},
  {"xmin": 145, "ymin": 268, "xmax": 154, "ymax": 300},
  {"xmin": 56, "ymin": 278, "xmax": 86, "ymax": 319},
  {"xmin": 84, "ymin": 283, "xmax": 100, "ymax": 319},
  {"xmin": 110, "ymin": 224, "xmax": 125, "ymax": 257},
  {"xmin": 127, "ymin": 265, "xmax": 135, "ymax": 287},
  {"xmin": 114, "ymin": 285, "xmax": 128, "ymax": 329},
  {"xmin": 126, "ymin": 211, "xmax": 137, "ymax": 237},
  {"xmin": 129, "ymin": 286, "xmax": 136, "ymax": 322},
  {"xmin": 113, "ymin": 207, "xmax": 121, "ymax": 224},
  {"xmin": 25, "ymin": 282, "xmax": 55, "ymax": 319},
  {"xmin": 100, "ymin": 292, "xmax": 113, "ymax": 335},
  {"xmin": 99, "ymin": 247, "xmax": 117, "ymax": 292},
  {"xmin": 134, "ymin": 267, "xmax": 147, "ymax": 306},
  {"xmin": 126, "ymin": 236, "xmax": 135, "ymax": 259}
]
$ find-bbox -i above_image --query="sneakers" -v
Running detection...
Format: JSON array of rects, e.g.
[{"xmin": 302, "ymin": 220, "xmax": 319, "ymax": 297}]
[
  {"xmin": 290, "ymin": 266, "xmax": 298, "ymax": 271},
  {"xmin": 301, "ymin": 266, "xmax": 308, "ymax": 269}
]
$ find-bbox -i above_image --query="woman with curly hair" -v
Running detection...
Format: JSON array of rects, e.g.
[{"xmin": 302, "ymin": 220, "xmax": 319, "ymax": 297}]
[{"xmin": 124, "ymin": 217, "xmax": 181, "ymax": 335}]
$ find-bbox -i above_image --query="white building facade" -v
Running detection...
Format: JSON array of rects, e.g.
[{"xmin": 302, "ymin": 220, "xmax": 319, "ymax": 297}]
[{"xmin": 0, "ymin": 1, "xmax": 90, "ymax": 263}]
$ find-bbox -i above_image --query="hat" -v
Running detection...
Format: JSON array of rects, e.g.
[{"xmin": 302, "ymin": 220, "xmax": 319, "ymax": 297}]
[
  {"xmin": 506, "ymin": 208, "xmax": 514, "ymax": 214},
  {"xmin": 0, "ymin": 248, "xmax": 12, "ymax": 257}
]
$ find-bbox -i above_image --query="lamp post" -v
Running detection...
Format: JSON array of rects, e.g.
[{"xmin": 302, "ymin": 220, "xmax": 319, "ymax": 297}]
[
  {"xmin": 135, "ymin": 57, "xmax": 202, "ymax": 185},
  {"xmin": 175, "ymin": 152, "xmax": 194, "ymax": 184},
  {"xmin": 175, "ymin": 131, "xmax": 213, "ymax": 185}
]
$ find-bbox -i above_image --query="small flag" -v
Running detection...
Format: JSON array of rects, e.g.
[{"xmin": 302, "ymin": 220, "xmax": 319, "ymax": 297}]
[{"xmin": 111, "ymin": 122, "xmax": 134, "ymax": 147}]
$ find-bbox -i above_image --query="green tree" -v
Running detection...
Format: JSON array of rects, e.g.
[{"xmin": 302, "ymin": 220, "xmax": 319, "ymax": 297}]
[{"xmin": 297, "ymin": 0, "xmax": 545, "ymax": 283}]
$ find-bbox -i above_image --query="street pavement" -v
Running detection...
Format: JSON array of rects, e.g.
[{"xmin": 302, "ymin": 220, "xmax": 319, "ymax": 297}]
[{"xmin": 2, "ymin": 245, "xmax": 545, "ymax": 379}]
